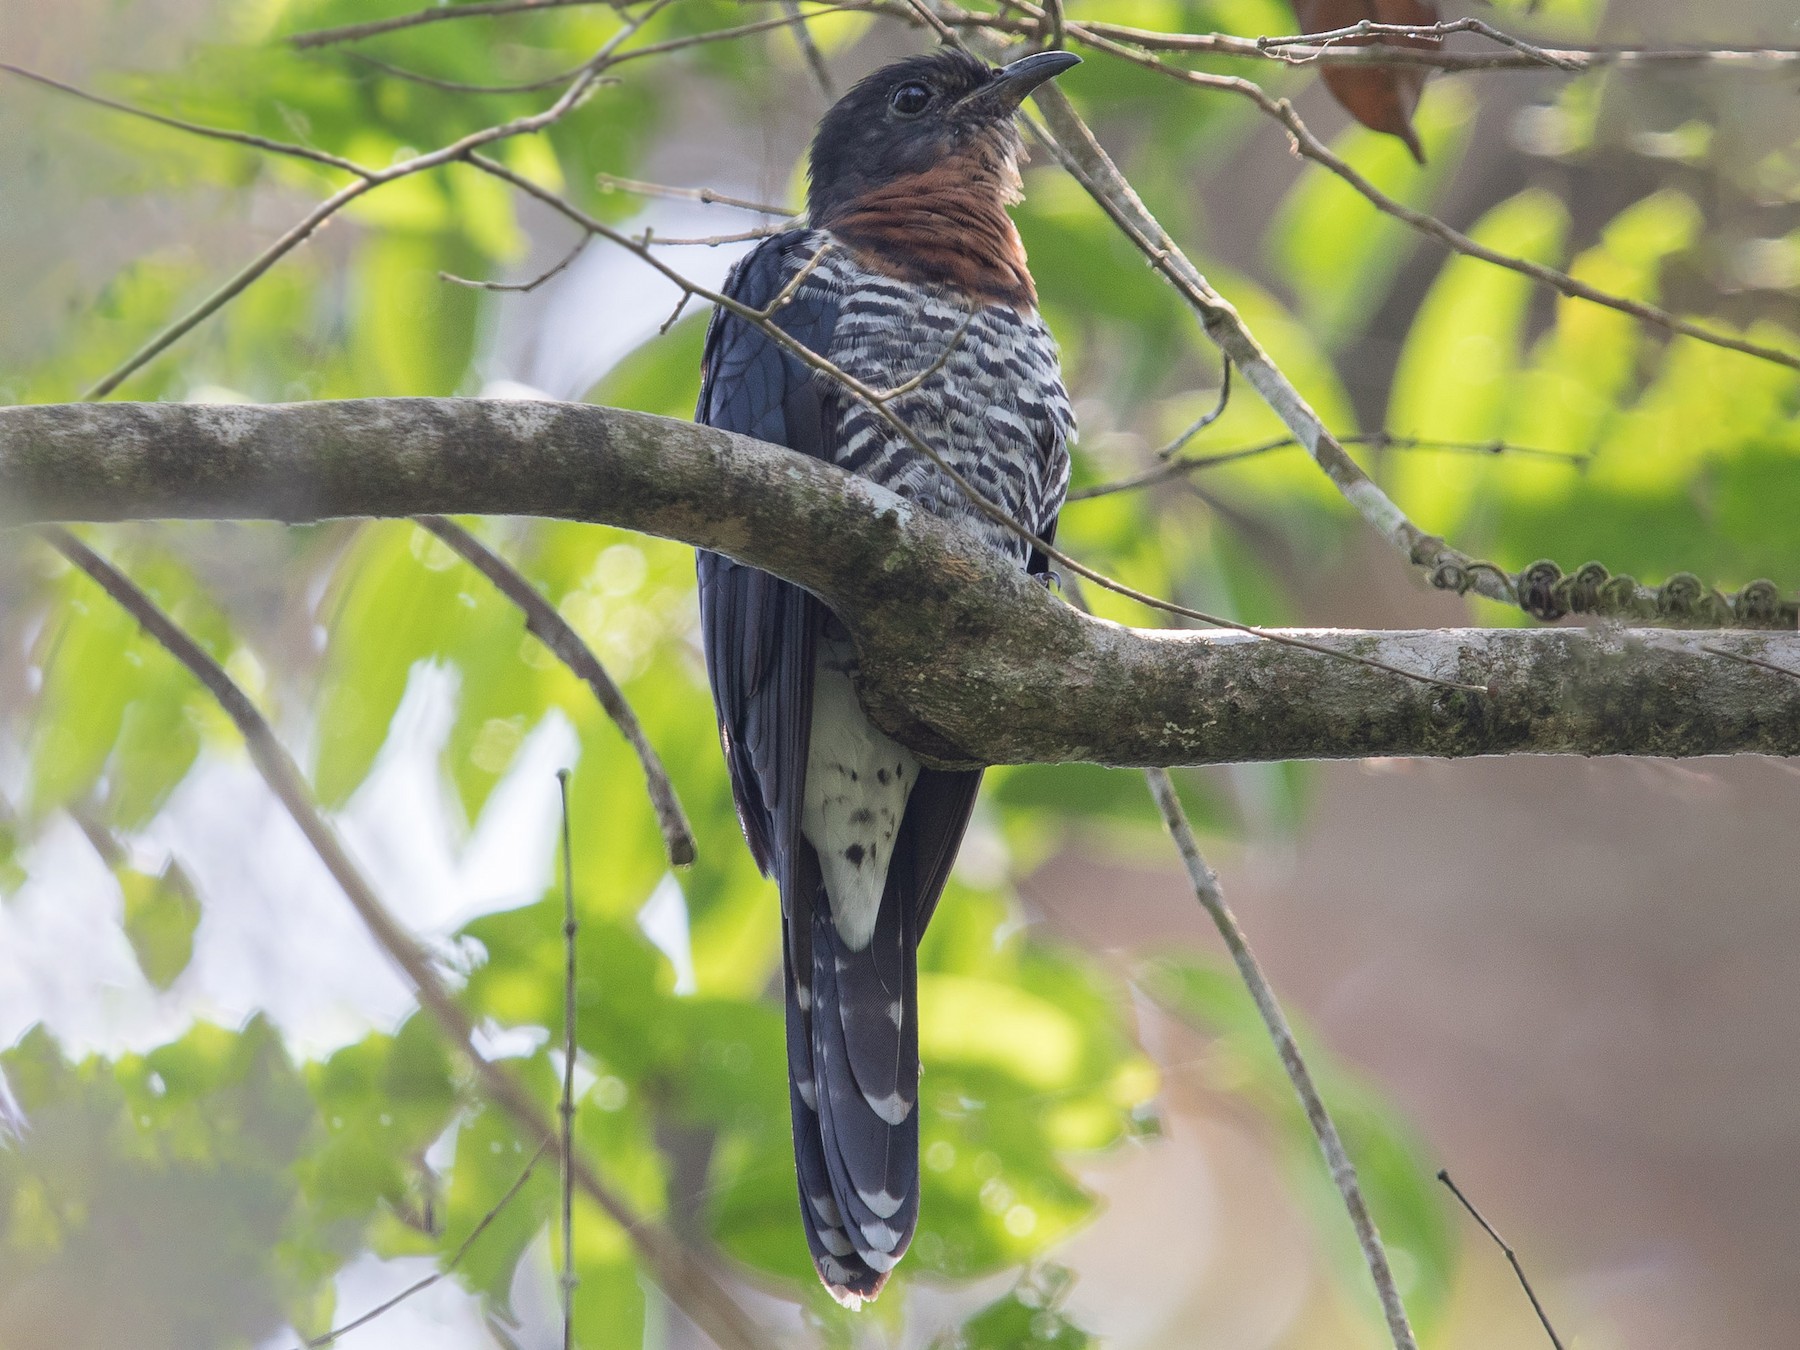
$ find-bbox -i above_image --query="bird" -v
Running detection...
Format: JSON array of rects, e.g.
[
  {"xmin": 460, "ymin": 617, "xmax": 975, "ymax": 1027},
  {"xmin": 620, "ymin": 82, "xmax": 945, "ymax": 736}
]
[{"xmin": 694, "ymin": 46, "xmax": 1079, "ymax": 1306}]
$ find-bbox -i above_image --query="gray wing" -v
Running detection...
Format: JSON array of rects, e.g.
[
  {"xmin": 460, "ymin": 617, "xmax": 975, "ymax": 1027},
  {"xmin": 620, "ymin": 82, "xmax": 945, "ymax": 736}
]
[
  {"xmin": 695, "ymin": 232, "xmax": 839, "ymax": 885},
  {"xmin": 696, "ymin": 233, "xmax": 894, "ymax": 1293}
]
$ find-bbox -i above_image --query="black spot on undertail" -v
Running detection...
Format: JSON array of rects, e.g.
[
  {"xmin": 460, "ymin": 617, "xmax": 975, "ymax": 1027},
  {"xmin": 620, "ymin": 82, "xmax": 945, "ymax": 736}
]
[
  {"xmin": 845, "ymin": 844, "xmax": 866, "ymax": 866},
  {"xmin": 850, "ymin": 808, "xmax": 874, "ymax": 825}
]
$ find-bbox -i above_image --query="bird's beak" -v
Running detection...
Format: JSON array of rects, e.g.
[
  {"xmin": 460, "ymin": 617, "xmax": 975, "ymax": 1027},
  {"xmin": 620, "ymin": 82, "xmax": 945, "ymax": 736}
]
[{"xmin": 963, "ymin": 49, "xmax": 1081, "ymax": 115}]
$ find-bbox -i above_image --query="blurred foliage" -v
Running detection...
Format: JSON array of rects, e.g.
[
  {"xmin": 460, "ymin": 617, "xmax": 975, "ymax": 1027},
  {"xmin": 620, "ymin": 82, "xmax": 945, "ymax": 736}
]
[
  {"xmin": 1, "ymin": 0, "xmax": 1796, "ymax": 1345},
  {"xmin": 1140, "ymin": 955, "xmax": 1456, "ymax": 1330}
]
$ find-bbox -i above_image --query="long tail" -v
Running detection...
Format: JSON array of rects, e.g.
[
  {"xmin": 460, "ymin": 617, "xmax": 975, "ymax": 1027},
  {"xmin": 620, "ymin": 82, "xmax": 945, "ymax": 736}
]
[
  {"xmin": 783, "ymin": 848, "xmax": 919, "ymax": 1306},
  {"xmin": 781, "ymin": 768, "xmax": 980, "ymax": 1305}
]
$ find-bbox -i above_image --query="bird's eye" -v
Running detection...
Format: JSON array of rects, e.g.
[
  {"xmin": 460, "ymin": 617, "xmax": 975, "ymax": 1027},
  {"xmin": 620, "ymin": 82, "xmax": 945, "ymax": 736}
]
[{"xmin": 889, "ymin": 82, "xmax": 933, "ymax": 116}]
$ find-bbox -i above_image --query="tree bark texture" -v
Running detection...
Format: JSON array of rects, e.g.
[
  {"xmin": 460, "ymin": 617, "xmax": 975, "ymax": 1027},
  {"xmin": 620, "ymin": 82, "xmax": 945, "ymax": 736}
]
[{"xmin": 4, "ymin": 397, "xmax": 1797, "ymax": 767}]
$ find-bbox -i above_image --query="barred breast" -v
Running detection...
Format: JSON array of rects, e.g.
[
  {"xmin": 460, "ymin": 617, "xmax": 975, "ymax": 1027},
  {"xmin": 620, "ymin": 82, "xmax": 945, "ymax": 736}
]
[
  {"xmin": 783, "ymin": 230, "xmax": 1074, "ymax": 951},
  {"xmin": 807, "ymin": 232, "xmax": 1074, "ymax": 562}
]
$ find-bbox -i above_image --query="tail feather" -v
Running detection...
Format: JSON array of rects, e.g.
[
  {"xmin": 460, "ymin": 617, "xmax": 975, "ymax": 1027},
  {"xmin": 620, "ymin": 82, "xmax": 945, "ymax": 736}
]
[
  {"xmin": 781, "ymin": 769, "xmax": 984, "ymax": 1305},
  {"xmin": 784, "ymin": 944, "xmax": 884, "ymax": 1298},
  {"xmin": 812, "ymin": 903, "xmax": 919, "ymax": 1255},
  {"xmin": 830, "ymin": 850, "xmax": 916, "ymax": 1127}
]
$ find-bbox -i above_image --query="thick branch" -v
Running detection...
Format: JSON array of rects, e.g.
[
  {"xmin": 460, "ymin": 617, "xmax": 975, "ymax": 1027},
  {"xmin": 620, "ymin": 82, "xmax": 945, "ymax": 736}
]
[{"xmin": 5, "ymin": 398, "xmax": 1799, "ymax": 767}]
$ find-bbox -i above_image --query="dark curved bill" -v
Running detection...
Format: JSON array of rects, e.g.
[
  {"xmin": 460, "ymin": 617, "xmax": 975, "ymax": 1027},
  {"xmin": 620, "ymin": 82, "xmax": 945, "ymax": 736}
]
[{"xmin": 963, "ymin": 49, "xmax": 1082, "ymax": 114}]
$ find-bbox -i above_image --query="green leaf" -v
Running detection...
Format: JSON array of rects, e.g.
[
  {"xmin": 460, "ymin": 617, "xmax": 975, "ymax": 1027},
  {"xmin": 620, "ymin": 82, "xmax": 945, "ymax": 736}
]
[
  {"xmin": 302, "ymin": 1014, "xmax": 459, "ymax": 1224},
  {"xmin": 0, "ymin": 1020, "xmax": 342, "ymax": 1346},
  {"xmin": 1385, "ymin": 189, "xmax": 1571, "ymax": 533},
  {"xmin": 0, "ymin": 807, "xmax": 25, "ymax": 897},
  {"xmin": 347, "ymin": 233, "xmax": 481, "ymax": 397},
  {"xmin": 1270, "ymin": 81, "xmax": 1476, "ymax": 346},
  {"xmin": 951, "ymin": 1267, "xmax": 1092, "ymax": 1349},
  {"xmin": 119, "ymin": 858, "xmax": 202, "ymax": 990},
  {"xmin": 1139, "ymin": 954, "xmax": 1457, "ymax": 1334}
]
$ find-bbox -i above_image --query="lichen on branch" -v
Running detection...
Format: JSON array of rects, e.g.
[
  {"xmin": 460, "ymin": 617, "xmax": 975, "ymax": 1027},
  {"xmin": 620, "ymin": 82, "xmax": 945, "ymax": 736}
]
[{"xmin": 4, "ymin": 396, "xmax": 1799, "ymax": 768}]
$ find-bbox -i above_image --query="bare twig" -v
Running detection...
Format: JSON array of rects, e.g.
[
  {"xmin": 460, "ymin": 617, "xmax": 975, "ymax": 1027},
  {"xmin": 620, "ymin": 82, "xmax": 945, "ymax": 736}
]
[
  {"xmin": 40, "ymin": 527, "xmax": 777, "ymax": 1350},
  {"xmin": 1144, "ymin": 766, "xmax": 1419, "ymax": 1350},
  {"xmin": 440, "ymin": 236, "xmax": 589, "ymax": 293},
  {"xmin": 291, "ymin": 0, "xmax": 617, "ymax": 50},
  {"xmin": 351, "ymin": 5, "xmax": 863, "ymax": 96},
  {"xmin": 635, "ymin": 225, "xmax": 789, "ymax": 247},
  {"xmin": 1156, "ymin": 361, "xmax": 1230, "ymax": 460},
  {"xmin": 1071, "ymin": 431, "xmax": 1586, "ymax": 502},
  {"xmin": 416, "ymin": 516, "xmax": 695, "ymax": 867},
  {"xmin": 595, "ymin": 173, "xmax": 796, "ymax": 217},
  {"xmin": 1258, "ymin": 17, "xmax": 1582, "ymax": 71},
  {"xmin": 0, "ymin": 62, "xmax": 373, "ymax": 178},
  {"xmin": 782, "ymin": 0, "xmax": 838, "ymax": 98},
  {"xmin": 1700, "ymin": 643, "xmax": 1800, "ymax": 683},
  {"xmin": 304, "ymin": 1140, "xmax": 551, "ymax": 1349},
  {"xmin": 343, "ymin": 51, "xmax": 624, "ymax": 97},
  {"xmin": 871, "ymin": 307, "xmax": 979, "ymax": 402},
  {"xmin": 557, "ymin": 768, "xmax": 578, "ymax": 1350},
  {"xmin": 1437, "ymin": 1169, "xmax": 1567, "ymax": 1350},
  {"xmin": 1095, "ymin": 19, "xmax": 1800, "ymax": 70}
]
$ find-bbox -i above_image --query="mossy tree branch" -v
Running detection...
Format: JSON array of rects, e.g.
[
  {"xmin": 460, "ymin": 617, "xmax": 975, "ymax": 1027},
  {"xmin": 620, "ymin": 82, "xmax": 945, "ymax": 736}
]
[{"xmin": 5, "ymin": 397, "xmax": 1798, "ymax": 768}]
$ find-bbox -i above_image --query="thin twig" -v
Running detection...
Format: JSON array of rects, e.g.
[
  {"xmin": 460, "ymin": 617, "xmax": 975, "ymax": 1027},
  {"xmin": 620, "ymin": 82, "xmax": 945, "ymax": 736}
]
[
  {"xmin": 1259, "ymin": 17, "xmax": 1583, "ymax": 71},
  {"xmin": 1144, "ymin": 766, "xmax": 1419, "ymax": 1350},
  {"xmin": 440, "ymin": 236, "xmax": 589, "ymax": 292},
  {"xmin": 0, "ymin": 63, "xmax": 374, "ymax": 178},
  {"xmin": 343, "ymin": 50, "xmax": 623, "ymax": 97},
  {"xmin": 783, "ymin": 0, "xmax": 838, "ymax": 97},
  {"xmin": 871, "ymin": 307, "xmax": 978, "ymax": 402},
  {"xmin": 1156, "ymin": 361, "xmax": 1230, "ymax": 460},
  {"xmin": 41, "ymin": 527, "xmax": 777, "ymax": 1350},
  {"xmin": 351, "ymin": 5, "xmax": 862, "ymax": 96},
  {"xmin": 1090, "ymin": 18, "xmax": 1800, "ymax": 70},
  {"xmin": 659, "ymin": 292, "xmax": 693, "ymax": 335},
  {"xmin": 292, "ymin": 0, "xmax": 617, "ymax": 50},
  {"xmin": 304, "ymin": 1140, "xmax": 551, "ymax": 1349},
  {"xmin": 595, "ymin": 173, "xmax": 796, "ymax": 217},
  {"xmin": 1437, "ymin": 1169, "xmax": 1567, "ymax": 1350},
  {"xmin": 557, "ymin": 768, "xmax": 578, "ymax": 1350},
  {"xmin": 1071, "ymin": 431, "xmax": 1587, "ymax": 502},
  {"xmin": 902, "ymin": 0, "xmax": 959, "ymax": 44},
  {"xmin": 634, "ymin": 225, "xmax": 789, "ymax": 247},
  {"xmin": 1700, "ymin": 644, "xmax": 1800, "ymax": 682},
  {"xmin": 416, "ymin": 517, "xmax": 695, "ymax": 866}
]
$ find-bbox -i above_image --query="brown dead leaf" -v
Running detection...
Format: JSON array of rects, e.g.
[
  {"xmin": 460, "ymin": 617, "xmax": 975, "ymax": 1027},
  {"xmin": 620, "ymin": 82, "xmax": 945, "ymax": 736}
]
[{"xmin": 1290, "ymin": 0, "xmax": 1442, "ymax": 163}]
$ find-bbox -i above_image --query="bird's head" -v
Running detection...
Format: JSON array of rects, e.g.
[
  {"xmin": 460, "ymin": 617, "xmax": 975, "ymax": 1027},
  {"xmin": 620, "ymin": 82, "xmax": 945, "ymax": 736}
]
[{"xmin": 807, "ymin": 48, "xmax": 1080, "ymax": 227}]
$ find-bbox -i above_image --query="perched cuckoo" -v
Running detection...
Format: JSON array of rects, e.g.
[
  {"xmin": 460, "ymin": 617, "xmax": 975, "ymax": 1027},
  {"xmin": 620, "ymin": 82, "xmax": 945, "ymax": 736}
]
[{"xmin": 695, "ymin": 47, "xmax": 1079, "ymax": 1304}]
